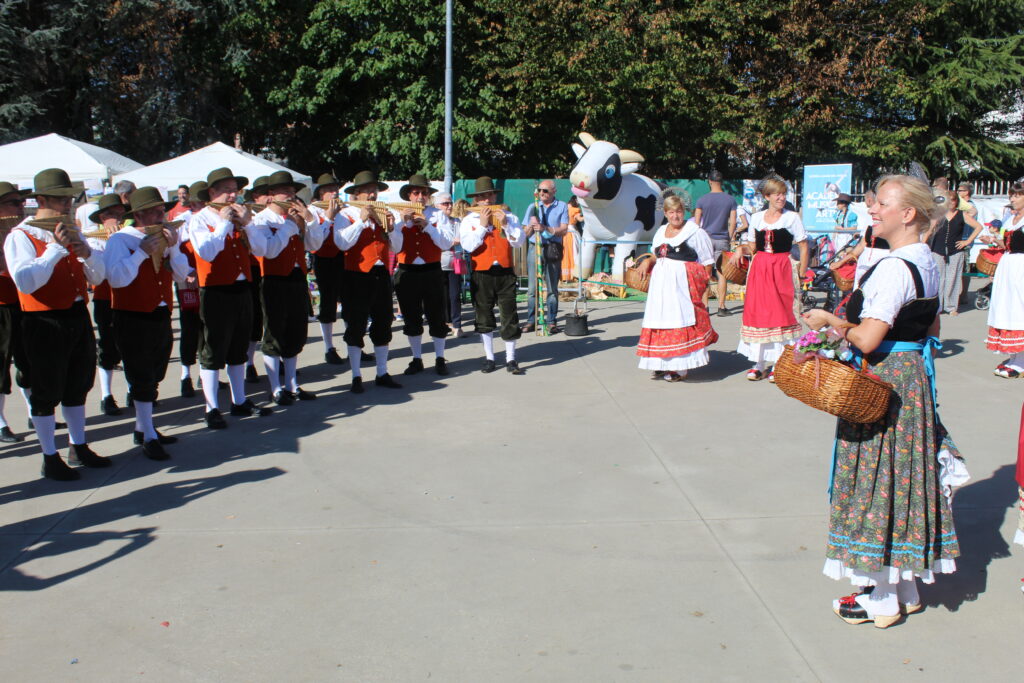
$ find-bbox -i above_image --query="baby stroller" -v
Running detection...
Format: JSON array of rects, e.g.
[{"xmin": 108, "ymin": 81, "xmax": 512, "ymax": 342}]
[
  {"xmin": 800, "ymin": 235, "xmax": 860, "ymax": 312},
  {"xmin": 975, "ymin": 282, "xmax": 991, "ymax": 310}
]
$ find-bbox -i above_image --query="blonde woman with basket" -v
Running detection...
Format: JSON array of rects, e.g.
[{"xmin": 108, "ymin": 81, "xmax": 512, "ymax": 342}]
[{"xmin": 802, "ymin": 175, "xmax": 965, "ymax": 628}]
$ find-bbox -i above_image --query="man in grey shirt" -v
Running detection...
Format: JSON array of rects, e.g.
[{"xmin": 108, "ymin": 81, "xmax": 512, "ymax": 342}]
[{"xmin": 693, "ymin": 170, "xmax": 737, "ymax": 316}]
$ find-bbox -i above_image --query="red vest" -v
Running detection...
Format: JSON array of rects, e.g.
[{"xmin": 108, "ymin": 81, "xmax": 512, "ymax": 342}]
[
  {"xmin": 180, "ymin": 239, "xmax": 197, "ymax": 269},
  {"xmin": 0, "ymin": 273, "xmax": 19, "ymax": 306},
  {"xmin": 396, "ymin": 225, "xmax": 442, "ymax": 265},
  {"xmin": 15, "ymin": 230, "xmax": 89, "ymax": 311},
  {"xmin": 470, "ymin": 228, "xmax": 514, "ymax": 271},
  {"xmin": 343, "ymin": 226, "xmax": 389, "ymax": 273},
  {"xmin": 259, "ymin": 231, "xmax": 308, "ymax": 276},
  {"xmin": 194, "ymin": 226, "xmax": 252, "ymax": 287},
  {"xmin": 314, "ymin": 215, "xmax": 341, "ymax": 258},
  {"xmin": 93, "ymin": 280, "xmax": 111, "ymax": 301},
  {"xmin": 111, "ymin": 254, "xmax": 174, "ymax": 313}
]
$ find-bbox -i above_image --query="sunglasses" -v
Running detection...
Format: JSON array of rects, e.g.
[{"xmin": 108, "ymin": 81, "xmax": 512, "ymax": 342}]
[
  {"xmin": 0, "ymin": 198, "xmax": 26, "ymax": 206},
  {"xmin": 437, "ymin": 201, "xmax": 452, "ymax": 206}
]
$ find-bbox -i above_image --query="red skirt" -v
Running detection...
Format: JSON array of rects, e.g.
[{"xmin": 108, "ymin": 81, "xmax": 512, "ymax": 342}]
[
  {"xmin": 986, "ymin": 327, "xmax": 1024, "ymax": 354},
  {"xmin": 742, "ymin": 252, "xmax": 797, "ymax": 329},
  {"xmin": 638, "ymin": 262, "xmax": 718, "ymax": 358}
]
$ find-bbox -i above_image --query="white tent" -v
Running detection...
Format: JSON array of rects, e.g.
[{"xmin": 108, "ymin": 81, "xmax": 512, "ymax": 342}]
[
  {"xmin": 113, "ymin": 142, "xmax": 313, "ymax": 199},
  {"xmin": 0, "ymin": 133, "xmax": 142, "ymax": 190}
]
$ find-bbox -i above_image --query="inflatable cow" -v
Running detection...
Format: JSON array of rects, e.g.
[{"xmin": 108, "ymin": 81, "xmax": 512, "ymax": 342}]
[{"xmin": 569, "ymin": 133, "xmax": 663, "ymax": 278}]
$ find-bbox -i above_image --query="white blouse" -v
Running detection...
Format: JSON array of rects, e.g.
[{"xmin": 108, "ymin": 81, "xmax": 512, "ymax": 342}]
[
  {"xmin": 858, "ymin": 242, "xmax": 939, "ymax": 326},
  {"xmin": 743, "ymin": 210, "xmax": 807, "ymax": 245}
]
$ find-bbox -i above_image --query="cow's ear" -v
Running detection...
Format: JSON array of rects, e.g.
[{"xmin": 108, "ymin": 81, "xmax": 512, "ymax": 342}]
[
  {"xmin": 571, "ymin": 143, "xmax": 586, "ymax": 159},
  {"xmin": 621, "ymin": 162, "xmax": 641, "ymax": 175}
]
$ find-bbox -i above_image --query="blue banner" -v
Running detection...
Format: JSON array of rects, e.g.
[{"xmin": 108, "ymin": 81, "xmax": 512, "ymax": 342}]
[{"xmin": 801, "ymin": 164, "xmax": 852, "ymax": 232}]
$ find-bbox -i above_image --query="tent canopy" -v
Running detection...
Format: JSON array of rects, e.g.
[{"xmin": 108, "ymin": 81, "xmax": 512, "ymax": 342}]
[
  {"xmin": 113, "ymin": 142, "xmax": 313, "ymax": 199},
  {"xmin": 0, "ymin": 133, "xmax": 142, "ymax": 189}
]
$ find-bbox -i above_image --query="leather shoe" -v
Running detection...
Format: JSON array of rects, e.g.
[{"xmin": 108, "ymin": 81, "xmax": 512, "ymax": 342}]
[
  {"xmin": 180, "ymin": 377, "xmax": 196, "ymax": 398},
  {"xmin": 101, "ymin": 394, "xmax": 122, "ymax": 416},
  {"xmin": 520, "ymin": 323, "xmax": 536, "ymax": 333},
  {"xmin": 133, "ymin": 430, "xmax": 178, "ymax": 445},
  {"xmin": 506, "ymin": 360, "xmax": 525, "ymax": 375},
  {"xmin": 294, "ymin": 388, "xmax": 317, "ymax": 401},
  {"xmin": 351, "ymin": 377, "xmax": 364, "ymax": 394},
  {"xmin": 547, "ymin": 325, "xmax": 560, "ymax": 335},
  {"xmin": 230, "ymin": 399, "xmax": 272, "ymax": 417},
  {"xmin": 481, "ymin": 359, "xmax": 496, "ymax": 374},
  {"xmin": 205, "ymin": 409, "xmax": 227, "ymax": 429},
  {"xmin": 41, "ymin": 453, "xmax": 80, "ymax": 481},
  {"xmin": 374, "ymin": 373, "xmax": 402, "ymax": 389},
  {"xmin": 271, "ymin": 389, "xmax": 295, "ymax": 406},
  {"xmin": 0, "ymin": 426, "xmax": 23, "ymax": 443},
  {"xmin": 142, "ymin": 439, "xmax": 171, "ymax": 461},
  {"xmin": 832, "ymin": 594, "xmax": 901, "ymax": 629},
  {"xmin": 324, "ymin": 348, "xmax": 345, "ymax": 365},
  {"xmin": 435, "ymin": 358, "xmax": 450, "ymax": 376},
  {"xmin": 68, "ymin": 443, "xmax": 111, "ymax": 468},
  {"xmin": 245, "ymin": 364, "xmax": 259, "ymax": 383},
  {"xmin": 404, "ymin": 358, "xmax": 425, "ymax": 375}
]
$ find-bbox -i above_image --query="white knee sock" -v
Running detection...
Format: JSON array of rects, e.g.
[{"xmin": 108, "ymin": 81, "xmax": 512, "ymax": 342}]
[
  {"xmin": 0, "ymin": 394, "xmax": 8, "ymax": 429},
  {"xmin": 505, "ymin": 340, "xmax": 516, "ymax": 362},
  {"xmin": 320, "ymin": 323, "xmax": 334, "ymax": 349},
  {"xmin": 99, "ymin": 367, "xmax": 114, "ymax": 398},
  {"xmin": 896, "ymin": 578, "xmax": 920, "ymax": 607},
  {"xmin": 283, "ymin": 356, "xmax": 299, "ymax": 392},
  {"xmin": 263, "ymin": 355, "xmax": 282, "ymax": 394},
  {"xmin": 348, "ymin": 346, "xmax": 362, "ymax": 378},
  {"xmin": 134, "ymin": 400, "xmax": 158, "ymax": 441},
  {"xmin": 61, "ymin": 404, "xmax": 87, "ymax": 446},
  {"xmin": 247, "ymin": 341, "xmax": 257, "ymax": 366},
  {"xmin": 856, "ymin": 577, "xmax": 899, "ymax": 617},
  {"xmin": 180, "ymin": 364, "xmax": 192, "ymax": 380},
  {"xmin": 226, "ymin": 364, "xmax": 246, "ymax": 405},
  {"xmin": 200, "ymin": 368, "xmax": 220, "ymax": 411},
  {"xmin": 432, "ymin": 336, "xmax": 445, "ymax": 360},
  {"xmin": 408, "ymin": 335, "xmax": 422, "ymax": 359},
  {"xmin": 19, "ymin": 386, "xmax": 31, "ymax": 413},
  {"xmin": 33, "ymin": 414, "xmax": 56, "ymax": 454},
  {"xmin": 1008, "ymin": 352, "xmax": 1024, "ymax": 373},
  {"xmin": 374, "ymin": 345, "xmax": 388, "ymax": 376},
  {"xmin": 753, "ymin": 345, "xmax": 766, "ymax": 372},
  {"xmin": 481, "ymin": 332, "xmax": 495, "ymax": 360}
]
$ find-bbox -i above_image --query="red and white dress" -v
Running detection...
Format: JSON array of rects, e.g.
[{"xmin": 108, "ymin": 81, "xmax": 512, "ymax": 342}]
[
  {"xmin": 985, "ymin": 212, "xmax": 1024, "ymax": 359},
  {"xmin": 736, "ymin": 209, "xmax": 806, "ymax": 364},
  {"xmin": 637, "ymin": 221, "xmax": 718, "ymax": 371}
]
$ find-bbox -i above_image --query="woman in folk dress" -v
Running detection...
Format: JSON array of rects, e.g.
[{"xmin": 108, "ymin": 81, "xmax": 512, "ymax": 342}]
[
  {"xmin": 731, "ymin": 177, "xmax": 808, "ymax": 381},
  {"xmin": 636, "ymin": 195, "xmax": 718, "ymax": 382},
  {"xmin": 803, "ymin": 175, "xmax": 963, "ymax": 628},
  {"xmin": 984, "ymin": 182, "xmax": 1024, "ymax": 378}
]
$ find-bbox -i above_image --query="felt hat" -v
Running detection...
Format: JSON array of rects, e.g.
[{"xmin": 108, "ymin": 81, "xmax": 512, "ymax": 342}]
[
  {"xmin": 123, "ymin": 186, "xmax": 176, "ymax": 217},
  {"xmin": 206, "ymin": 167, "xmax": 249, "ymax": 193},
  {"xmin": 245, "ymin": 176, "xmax": 270, "ymax": 202},
  {"xmin": 399, "ymin": 173, "xmax": 437, "ymax": 201},
  {"xmin": 263, "ymin": 171, "xmax": 306, "ymax": 194},
  {"xmin": 188, "ymin": 181, "xmax": 210, "ymax": 204},
  {"xmin": 88, "ymin": 194, "xmax": 129, "ymax": 224},
  {"xmin": 467, "ymin": 176, "xmax": 501, "ymax": 197},
  {"xmin": 314, "ymin": 173, "xmax": 343, "ymax": 198},
  {"xmin": 342, "ymin": 170, "xmax": 388, "ymax": 195},
  {"xmin": 835, "ymin": 193, "xmax": 853, "ymax": 205},
  {"xmin": 29, "ymin": 168, "xmax": 79, "ymax": 197},
  {"xmin": 0, "ymin": 181, "xmax": 31, "ymax": 200}
]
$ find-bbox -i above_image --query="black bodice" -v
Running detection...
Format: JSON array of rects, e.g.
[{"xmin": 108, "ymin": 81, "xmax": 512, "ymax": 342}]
[
  {"xmin": 863, "ymin": 225, "xmax": 890, "ymax": 250},
  {"xmin": 1006, "ymin": 228, "xmax": 1024, "ymax": 254},
  {"xmin": 754, "ymin": 229, "xmax": 794, "ymax": 253},
  {"xmin": 845, "ymin": 258, "xmax": 938, "ymax": 342},
  {"xmin": 657, "ymin": 240, "xmax": 698, "ymax": 262}
]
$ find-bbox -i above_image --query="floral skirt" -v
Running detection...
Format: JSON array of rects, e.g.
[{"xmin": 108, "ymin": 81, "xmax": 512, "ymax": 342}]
[{"xmin": 825, "ymin": 350, "xmax": 960, "ymax": 583}]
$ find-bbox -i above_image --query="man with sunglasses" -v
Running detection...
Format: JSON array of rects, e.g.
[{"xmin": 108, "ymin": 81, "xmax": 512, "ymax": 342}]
[{"xmin": 522, "ymin": 180, "xmax": 568, "ymax": 334}]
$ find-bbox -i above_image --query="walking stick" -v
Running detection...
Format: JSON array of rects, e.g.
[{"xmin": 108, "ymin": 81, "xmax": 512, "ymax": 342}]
[{"xmin": 533, "ymin": 194, "xmax": 548, "ymax": 336}]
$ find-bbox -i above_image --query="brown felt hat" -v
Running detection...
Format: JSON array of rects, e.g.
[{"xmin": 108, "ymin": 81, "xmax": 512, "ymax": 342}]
[
  {"xmin": 399, "ymin": 173, "xmax": 437, "ymax": 201},
  {"xmin": 245, "ymin": 176, "xmax": 270, "ymax": 202},
  {"xmin": 263, "ymin": 171, "xmax": 306, "ymax": 194},
  {"xmin": 188, "ymin": 181, "xmax": 210, "ymax": 204},
  {"xmin": 30, "ymin": 168, "xmax": 79, "ymax": 197},
  {"xmin": 467, "ymin": 176, "xmax": 501, "ymax": 197},
  {"xmin": 206, "ymin": 167, "xmax": 249, "ymax": 193},
  {"xmin": 123, "ymin": 186, "xmax": 176, "ymax": 217},
  {"xmin": 88, "ymin": 194, "xmax": 129, "ymax": 224},
  {"xmin": 0, "ymin": 181, "xmax": 31, "ymax": 200},
  {"xmin": 342, "ymin": 170, "xmax": 388, "ymax": 195},
  {"xmin": 314, "ymin": 173, "xmax": 343, "ymax": 198}
]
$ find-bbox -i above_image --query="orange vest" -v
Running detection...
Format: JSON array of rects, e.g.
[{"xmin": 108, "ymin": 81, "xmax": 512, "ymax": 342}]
[
  {"xmin": 343, "ymin": 225, "xmax": 389, "ymax": 273},
  {"xmin": 93, "ymin": 280, "xmax": 111, "ymax": 301},
  {"xmin": 180, "ymin": 239, "xmax": 196, "ymax": 269},
  {"xmin": 396, "ymin": 225, "xmax": 442, "ymax": 265},
  {"xmin": 314, "ymin": 215, "xmax": 341, "ymax": 258},
  {"xmin": 259, "ymin": 231, "xmax": 308, "ymax": 276},
  {"xmin": 470, "ymin": 228, "xmax": 514, "ymax": 271},
  {"xmin": 0, "ymin": 273, "xmax": 19, "ymax": 306},
  {"xmin": 111, "ymin": 255, "xmax": 174, "ymax": 313},
  {"xmin": 15, "ymin": 230, "xmax": 90, "ymax": 311},
  {"xmin": 194, "ymin": 226, "xmax": 252, "ymax": 287}
]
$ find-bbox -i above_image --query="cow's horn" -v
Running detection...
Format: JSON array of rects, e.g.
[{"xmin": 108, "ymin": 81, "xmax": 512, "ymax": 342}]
[
  {"xmin": 579, "ymin": 132, "xmax": 596, "ymax": 148},
  {"xmin": 619, "ymin": 149, "xmax": 645, "ymax": 163}
]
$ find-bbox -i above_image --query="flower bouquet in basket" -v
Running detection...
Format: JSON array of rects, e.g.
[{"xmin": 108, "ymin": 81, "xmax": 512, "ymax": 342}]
[{"xmin": 773, "ymin": 328, "xmax": 893, "ymax": 424}]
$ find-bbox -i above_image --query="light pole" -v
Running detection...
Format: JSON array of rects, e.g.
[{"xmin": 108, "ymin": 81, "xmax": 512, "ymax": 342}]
[{"xmin": 444, "ymin": 0, "xmax": 454, "ymax": 194}]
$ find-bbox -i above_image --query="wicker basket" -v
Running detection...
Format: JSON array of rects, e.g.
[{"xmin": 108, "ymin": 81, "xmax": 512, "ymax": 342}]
[
  {"xmin": 829, "ymin": 261, "xmax": 856, "ymax": 292},
  {"xmin": 976, "ymin": 248, "xmax": 1003, "ymax": 277},
  {"xmin": 718, "ymin": 251, "xmax": 750, "ymax": 285},
  {"xmin": 623, "ymin": 253, "xmax": 655, "ymax": 293},
  {"xmin": 773, "ymin": 345, "xmax": 893, "ymax": 424}
]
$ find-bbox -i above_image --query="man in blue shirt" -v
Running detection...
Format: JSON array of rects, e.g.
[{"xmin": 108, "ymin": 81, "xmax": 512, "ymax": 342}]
[{"xmin": 521, "ymin": 180, "xmax": 568, "ymax": 334}]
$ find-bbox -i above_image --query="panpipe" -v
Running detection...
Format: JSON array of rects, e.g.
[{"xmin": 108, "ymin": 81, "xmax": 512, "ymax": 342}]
[
  {"xmin": 472, "ymin": 204, "xmax": 508, "ymax": 235},
  {"xmin": 136, "ymin": 221, "xmax": 184, "ymax": 272},
  {"xmin": 26, "ymin": 216, "xmax": 83, "ymax": 242},
  {"xmin": 0, "ymin": 215, "xmax": 21, "ymax": 232},
  {"xmin": 346, "ymin": 200, "xmax": 397, "ymax": 231}
]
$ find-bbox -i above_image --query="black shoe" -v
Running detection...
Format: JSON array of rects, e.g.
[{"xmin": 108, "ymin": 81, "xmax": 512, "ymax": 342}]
[
  {"xmin": 404, "ymin": 358, "xmax": 424, "ymax": 375},
  {"xmin": 205, "ymin": 409, "xmax": 227, "ymax": 429},
  {"xmin": 506, "ymin": 361, "xmax": 524, "ymax": 375},
  {"xmin": 294, "ymin": 388, "xmax": 317, "ymax": 401},
  {"xmin": 362, "ymin": 352, "xmax": 376, "ymax": 365},
  {"xmin": 717, "ymin": 308, "xmax": 728, "ymax": 317},
  {"xmin": 0, "ymin": 426, "xmax": 23, "ymax": 442},
  {"xmin": 68, "ymin": 443, "xmax": 111, "ymax": 468},
  {"xmin": 230, "ymin": 399, "xmax": 272, "ymax": 417},
  {"xmin": 435, "ymin": 358, "xmax": 450, "ymax": 376},
  {"xmin": 324, "ymin": 348, "xmax": 345, "ymax": 365},
  {"xmin": 374, "ymin": 373, "xmax": 402, "ymax": 389},
  {"xmin": 133, "ymin": 431, "xmax": 177, "ymax": 445},
  {"xmin": 351, "ymin": 377, "xmax": 364, "ymax": 394},
  {"xmin": 245, "ymin": 364, "xmax": 259, "ymax": 383},
  {"xmin": 41, "ymin": 453, "xmax": 80, "ymax": 481},
  {"xmin": 181, "ymin": 377, "xmax": 196, "ymax": 398},
  {"xmin": 481, "ymin": 359, "xmax": 497, "ymax": 374},
  {"xmin": 142, "ymin": 439, "xmax": 171, "ymax": 461},
  {"xmin": 271, "ymin": 389, "xmax": 294, "ymax": 406},
  {"xmin": 101, "ymin": 395, "xmax": 122, "ymax": 416},
  {"xmin": 27, "ymin": 419, "xmax": 67, "ymax": 430}
]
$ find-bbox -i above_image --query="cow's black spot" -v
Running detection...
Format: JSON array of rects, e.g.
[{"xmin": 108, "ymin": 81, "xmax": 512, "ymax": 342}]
[
  {"xmin": 634, "ymin": 194, "xmax": 656, "ymax": 232},
  {"xmin": 594, "ymin": 154, "xmax": 621, "ymax": 200}
]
